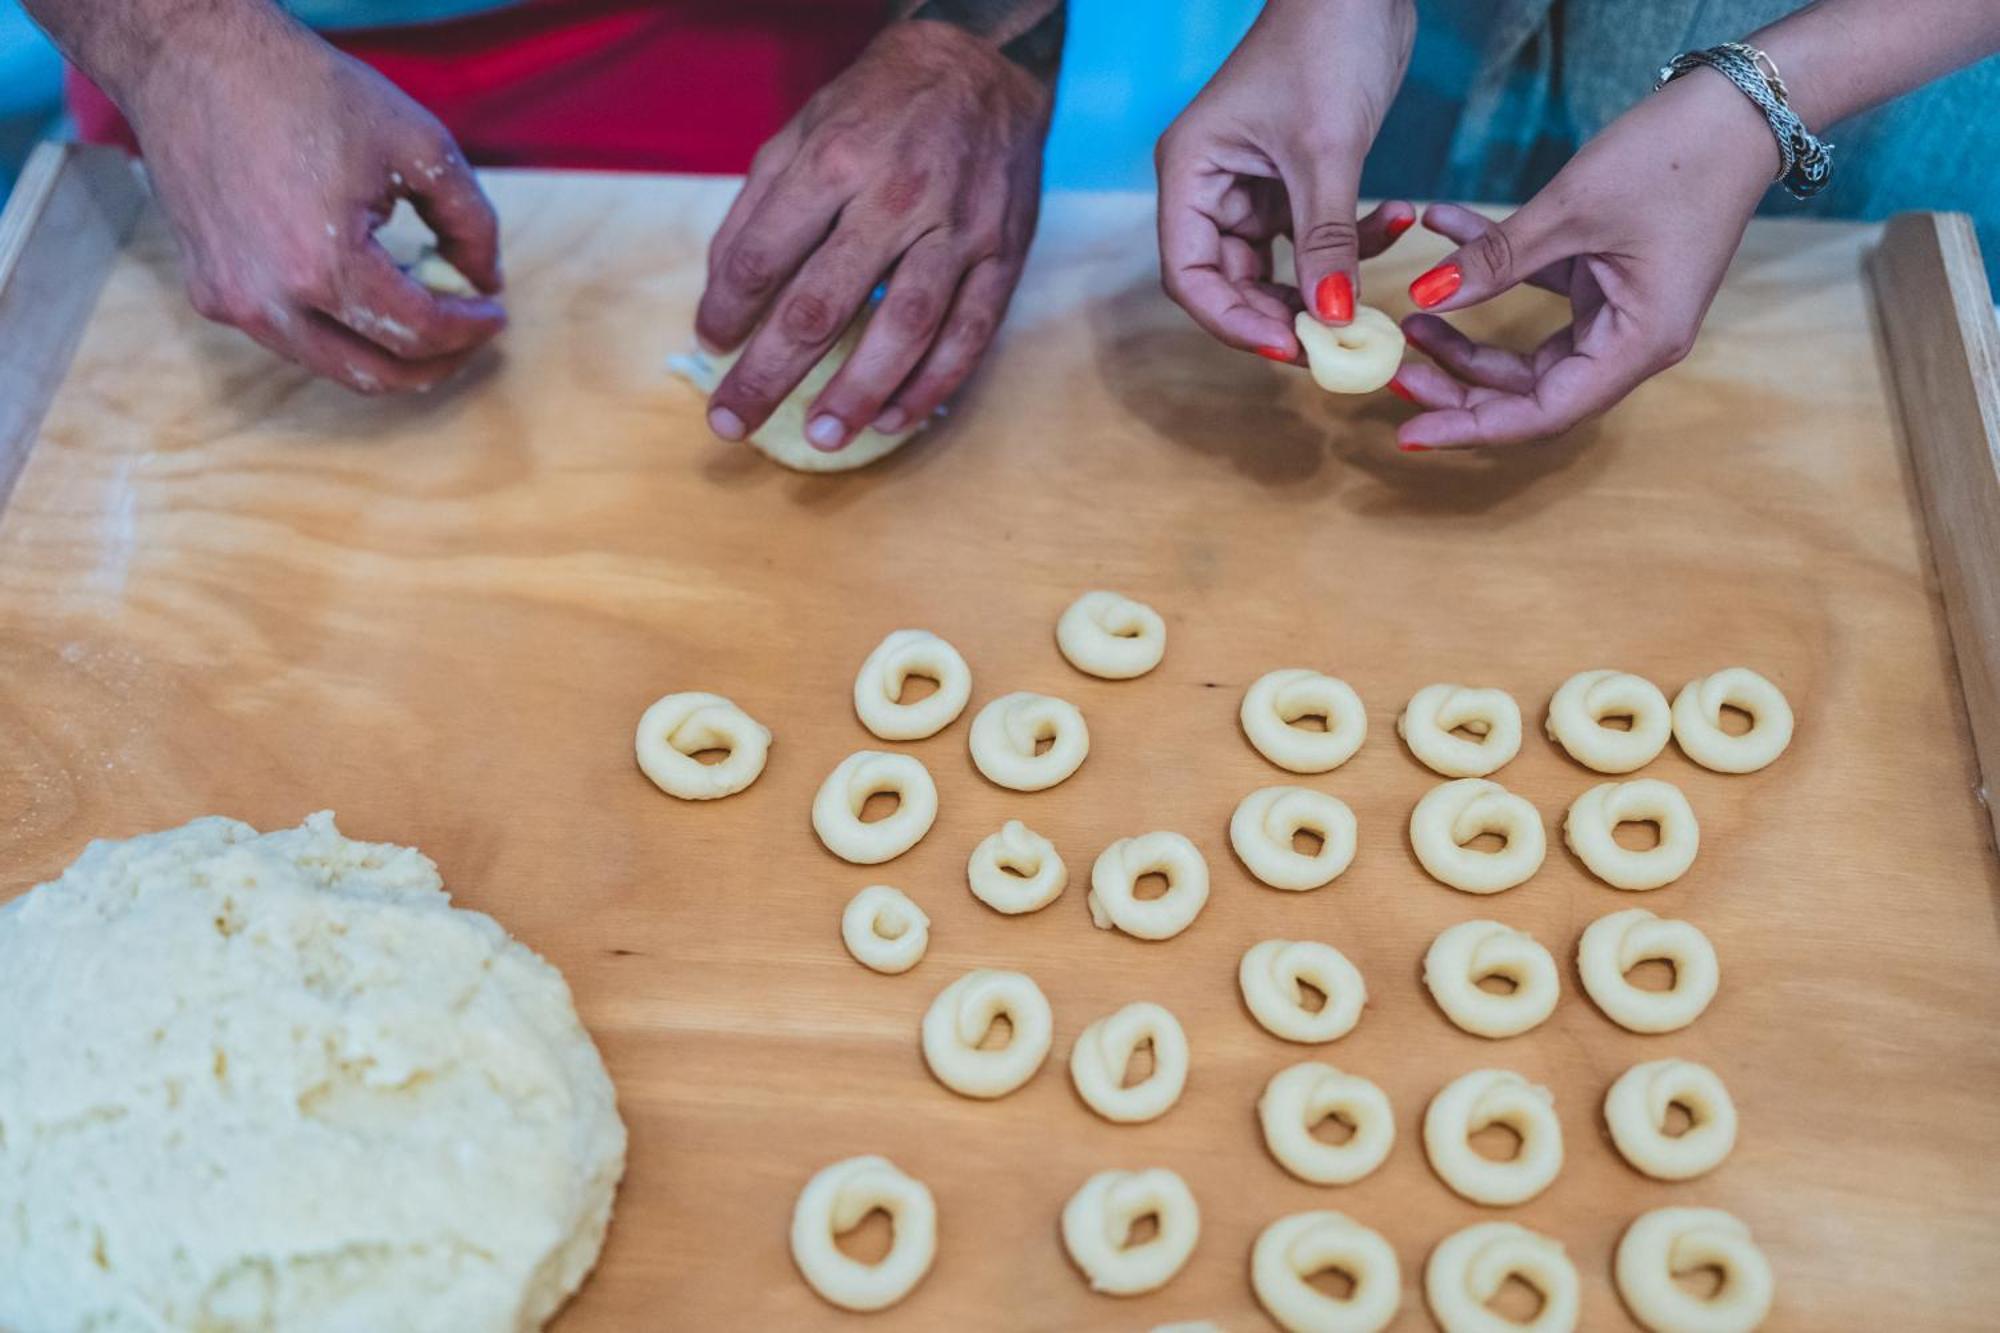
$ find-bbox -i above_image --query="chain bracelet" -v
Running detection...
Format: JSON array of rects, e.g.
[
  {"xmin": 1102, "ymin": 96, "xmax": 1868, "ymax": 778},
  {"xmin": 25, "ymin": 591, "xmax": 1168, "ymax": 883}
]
[{"xmin": 1657, "ymin": 42, "xmax": 1833, "ymax": 199}]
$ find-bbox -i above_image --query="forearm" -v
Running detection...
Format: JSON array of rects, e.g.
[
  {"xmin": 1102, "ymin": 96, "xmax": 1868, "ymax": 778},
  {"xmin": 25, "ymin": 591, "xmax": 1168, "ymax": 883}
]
[
  {"xmin": 1750, "ymin": 0, "xmax": 2000, "ymax": 131},
  {"xmin": 891, "ymin": 0, "xmax": 1067, "ymax": 85},
  {"xmin": 22, "ymin": 0, "xmax": 295, "ymax": 111}
]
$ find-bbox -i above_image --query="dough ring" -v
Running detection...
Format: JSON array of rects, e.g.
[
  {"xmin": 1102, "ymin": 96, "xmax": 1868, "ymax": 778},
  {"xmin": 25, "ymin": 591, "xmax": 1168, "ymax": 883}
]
[
  {"xmin": 969, "ymin": 691, "xmax": 1090, "ymax": 791},
  {"xmin": 1229, "ymin": 786, "xmax": 1358, "ymax": 891},
  {"xmin": 811, "ymin": 750, "xmax": 938, "ymax": 865},
  {"xmin": 853, "ymin": 629, "xmax": 972, "ymax": 741},
  {"xmin": 1605, "ymin": 1058, "xmax": 1738, "ymax": 1181},
  {"xmin": 1257, "ymin": 1062, "xmax": 1395, "ymax": 1185},
  {"xmin": 1239, "ymin": 939, "xmax": 1366, "ymax": 1043},
  {"xmin": 1425, "ymin": 1221, "xmax": 1581, "ymax": 1333},
  {"xmin": 1252, "ymin": 1210, "xmax": 1402, "ymax": 1333},
  {"xmin": 1423, "ymin": 921, "xmax": 1559, "ymax": 1038},
  {"xmin": 1615, "ymin": 1208, "xmax": 1774, "ymax": 1333},
  {"xmin": 1546, "ymin": 669, "xmax": 1672, "ymax": 773},
  {"xmin": 1423, "ymin": 1069, "xmax": 1564, "ymax": 1206},
  {"xmin": 1069, "ymin": 1001, "xmax": 1189, "ymax": 1124},
  {"xmin": 1089, "ymin": 832, "xmax": 1211, "ymax": 940},
  {"xmin": 1409, "ymin": 779, "xmax": 1546, "ymax": 894},
  {"xmin": 790, "ymin": 1155, "xmax": 937, "ymax": 1312},
  {"xmin": 1673, "ymin": 668, "xmax": 1794, "ymax": 773},
  {"xmin": 967, "ymin": 819, "xmax": 1068, "ymax": 914},
  {"xmin": 920, "ymin": 969, "xmax": 1053, "ymax": 1099},
  {"xmin": 1577, "ymin": 908, "xmax": 1719, "ymax": 1034},
  {"xmin": 634, "ymin": 691, "xmax": 771, "ymax": 800},
  {"xmin": 1057, "ymin": 590, "xmax": 1167, "ymax": 679},
  {"xmin": 840, "ymin": 885, "xmax": 930, "ymax": 975},
  {"xmin": 1061, "ymin": 1167, "xmax": 1201, "ymax": 1296},
  {"xmin": 1294, "ymin": 305, "xmax": 1407, "ymax": 394},
  {"xmin": 1241, "ymin": 669, "xmax": 1369, "ymax": 773},
  {"xmin": 1564, "ymin": 779, "xmax": 1699, "ymax": 891},
  {"xmin": 1399, "ymin": 684, "xmax": 1523, "ymax": 778}
]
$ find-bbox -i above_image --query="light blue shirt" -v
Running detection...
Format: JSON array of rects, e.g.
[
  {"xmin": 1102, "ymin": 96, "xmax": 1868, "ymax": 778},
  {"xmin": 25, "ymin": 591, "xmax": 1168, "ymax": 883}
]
[{"xmin": 285, "ymin": 0, "xmax": 519, "ymax": 31}]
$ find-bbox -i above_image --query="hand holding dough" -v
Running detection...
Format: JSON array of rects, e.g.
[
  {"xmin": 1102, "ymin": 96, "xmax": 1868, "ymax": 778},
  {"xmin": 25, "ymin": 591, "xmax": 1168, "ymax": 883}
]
[{"xmin": 1294, "ymin": 307, "xmax": 1406, "ymax": 394}]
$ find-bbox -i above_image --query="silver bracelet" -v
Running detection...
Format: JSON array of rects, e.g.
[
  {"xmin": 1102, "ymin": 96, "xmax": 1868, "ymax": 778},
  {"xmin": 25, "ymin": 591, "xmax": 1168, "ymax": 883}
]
[{"xmin": 1656, "ymin": 41, "xmax": 1834, "ymax": 199}]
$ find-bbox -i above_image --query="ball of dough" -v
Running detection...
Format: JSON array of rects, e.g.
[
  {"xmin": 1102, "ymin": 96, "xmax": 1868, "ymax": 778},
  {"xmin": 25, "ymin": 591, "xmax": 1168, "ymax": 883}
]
[
  {"xmin": 1293, "ymin": 306, "xmax": 1406, "ymax": 394},
  {"xmin": 840, "ymin": 885, "xmax": 930, "ymax": 974}
]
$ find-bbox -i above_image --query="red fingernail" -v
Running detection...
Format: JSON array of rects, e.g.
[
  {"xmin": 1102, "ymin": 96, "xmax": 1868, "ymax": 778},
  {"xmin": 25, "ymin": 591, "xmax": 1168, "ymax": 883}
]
[
  {"xmin": 1313, "ymin": 272, "xmax": 1354, "ymax": 323},
  {"xmin": 1387, "ymin": 378, "xmax": 1416, "ymax": 404},
  {"xmin": 1256, "ymin": 345, "xmax": 1292, "ymax": 363},
  {"xmin": 1386, "ymin": 214, "xmax": 1414, "ymax": 240},
  {"xmin": 1399, "ymin": 442, "xmax": 1434, "ymax": 453},
  {"xmin": 1410, "ymin": 262, "xmax": 1462, "ymax": 309}
]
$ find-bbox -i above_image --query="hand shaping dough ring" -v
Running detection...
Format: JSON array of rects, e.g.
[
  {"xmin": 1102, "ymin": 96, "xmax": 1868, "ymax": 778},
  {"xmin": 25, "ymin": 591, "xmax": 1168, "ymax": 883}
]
[
  {"xmin": 1673, "ymin": 668, "xmax": 1794, "ymax": 773},
  {"xmin": 1070, "ymin": 1001, "xmax": 1190, "ymax": 1124},
  {"xmin": 1089, "ymin": 832, "xmax": 1211, "ymax": 940},
  {"xmin": 969, "ymin": 691, "xmax": 1090, "ymax": 791},
  {"xmin": 811, "ymin": 750, "xmax": 939, "ymax": 865},
  {"xmin": 790, "ymin": 1155, "xmax": 937, "ymax": 1312},
  {"xmin": 1252, "ymin": 1210, "xmax": 1402, "ymax": 1333},
  {"xmin": 920, "ymin": 968, "xmax": 1053, "ymax": 1099},
  {"xmin": 1241, "ymin": 669, "xmax": 1369, "ymax": 773},
  {"xmin": 1578, "ymin": 908, "xmax": 1719, "ymax": 1034},
  {"xmin": 967, "ymin": 819, "xmax": 1068, "ymax": 914},
  {"xmin": 1294, "ymin": 305, "xmax": 1407, "ymax": 394},
  {"xmin": 1605, "ymin": 1059, "xmax": 1738, "ymax": 1181},
  {"xmin": 841, "ymin": 885, "xmax": 930, "ymax": 974},
  {"xmin": 1426, "ymin": 1221, "xmax": 1581, "ymax": 1333},
  {"xmin": 634, "ymin": 691, "xmax": 772, "ymax": 800},
  {"xmin": 1239, "ymin": 939, "xmax": 1366, "ymax": 1043},
  {"xmin": 1410, "ymin": 779, "xmax": 1546, "ymax": 894},
  {"xmin": 1615, "ymin": 1208, "xmax": 1774, "ymax": 1333},
  {"xmin": 1423, "ymin": 1069, "xmax": 1564, "ymax": 1206},
  {"xmin": 1564, "ymin": 779, "xmax": 1699, "ymax": 891},
  {"xmin": 1258, "ymin": 1062, "xmax": 1395, "ymax": 1185},
  {"xmin": 853, "ymin": 629, "xmax": 972, "ymax": 741},
  {"xmin": 1423, "ymin": 921, "xmax": 1559, "ymax": 1038},
  {"xmin": 1230, "ymin": 786, "xmax": 1358, "ymax": 891},
  {"xmin": 1057, "ymin": 590, "xmax": 1167, "ymax": 679},
  {"xmin": 1546, "ymin": 670, "xmax": 1672, "ymax": 774},
  {"xmin": 1399, "ymin": 684, "xmax": 1524, "ymax": 778},
  {"xmin": 1061, "ymin": 1167, "xmax": 1201, "ymax": 1296}
]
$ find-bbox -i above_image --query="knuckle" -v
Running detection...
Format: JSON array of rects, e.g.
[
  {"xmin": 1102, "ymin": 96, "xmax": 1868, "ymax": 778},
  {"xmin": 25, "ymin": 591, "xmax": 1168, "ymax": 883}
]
[
  {"xmin": 778, "ymin": 290, "xmax": 844, "ymax": 346},
  {"xmin": 944, "ymin": 311, "xmax": 994, "ymax": 356},
  {"xmin": 1467, "ymin": 227, "xmax": 1517, "ymax": 284},
  {"xmin": 721, "ymin": 244, "xmax": 780, "ymax": 297},
  {"xmin": 1296, "ymin": 217, "xmax": 1360, "ymax": 258},
  {"xmin": 875, "ymin": 168, "xmax": 932, "ymax": 218},
  {"xmin": 880, "ymin": 287, "xmax": 941, "ymax": 338},
  {"xmin": 810, "ymin": 127, "xmax": 872, "ymax": 190}
]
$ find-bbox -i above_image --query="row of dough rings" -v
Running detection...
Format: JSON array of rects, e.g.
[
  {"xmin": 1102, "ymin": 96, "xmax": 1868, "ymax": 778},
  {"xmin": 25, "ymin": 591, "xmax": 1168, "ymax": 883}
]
[
  {"xmin": 1579, "ymin": 907, "xmax": 1719, "ymax": 1033},
  {"xmin": 1060, "ymin": 1167, "xmax": 1201, "ymax": 1295},
  {"xmin": 1617, "ymin": 1208, "xmax": 1774, "ymax": 1333},
  {"xmin": 1258, "ymin": 1062, "xmax": 1395, "ymax": 1185},
  {"xmin": 1548, "ymin": 666, "xmax": 1795, "ymax": 774},
  {"xmin": 1424, "ymin": 920, "xmax": 1560, "ymax": 1038},
  {"xmin": 840, "ymin": 885, "xmax": 929, "ymax": 974},
  {"xmin": 1427, "ymin": 1221, "xmax": 1579, "ymax": 1333},
  {"xmin": 790, "ymin": 1155, "xmax": 937, "ymax": 1312},
  {"xmin": 1241, "ymin": 668, "xmax": 1369, "ymax": 773},
  {"xmin": 966, "ymin": 819, "xmax": 1067, "ymax": 914},
  {"xmin": 1088, "ymin": 832, "xmax": 1210, "ymax": 940},
  {"xmin": 1399, "ymin": 683, "xmax": 1524, "ymax": 778},
  {"xmin": 1566, "ymin": 778, "xmax": 1700, "ymax": 890},
  {"xmin": 1229, "ymin": 786, "xmax": 1357, "ymax": 891},
  {"xmin": 1410, "ymin": 778, "xmax": 1546, "ymax": 893},
  {"xmin": 1239, "ymin": 939, "xmax": 1367, "ymax": 1043},
  {"xmin": 852, "ymin": 629, "xmax": 972, "ymax": 741},
  {"xmin": 1606, "ymin": 1058, "xmax": 1738, "ymax": 1180},
  {"xmin": 812, "ymin": 750, "xmax": 938, "ymax": 864},
  {"xmin": 1070, "ymin": 1002, "xmax": 1189, "ymax": 1124},
  {"xmin": 1056, "ymin": 590, "xmax": 1167, "ymax": 679},
  {"xmin": 1423, "ymin": 1068, "xmax": 1564, "ymax": 1205},
  {"xmin": 969, "ymin": 690, "xmax": 1090, "ymax": 790},
  {"xmin": 1253, "ymin": 1211, "xmax": 1401, "ymax": 1333},
  {"xmin": 634, "ymin": 691, "xmax": 771, "ymax": 799},
  {"xmin": 920, "ymin": 969, "xmax": 1053, "ymax": 1099}
]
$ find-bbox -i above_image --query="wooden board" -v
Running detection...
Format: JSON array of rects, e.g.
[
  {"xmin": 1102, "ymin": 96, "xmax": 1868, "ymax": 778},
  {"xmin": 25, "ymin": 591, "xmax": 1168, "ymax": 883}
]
[{"xmin": 3, "ymin": 170, "xmax": 1999, "ymax": 1332}]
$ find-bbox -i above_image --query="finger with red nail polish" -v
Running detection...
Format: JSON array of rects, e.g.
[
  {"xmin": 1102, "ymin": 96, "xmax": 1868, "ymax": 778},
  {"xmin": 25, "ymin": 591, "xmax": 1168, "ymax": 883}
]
[
  {"xmin": 1313, "ymin": 272, "xmax": 1354, "ymax": 324},
  {"xmin": 1410, "ymin": 262, "xmax": 1462, "ymax": 310}
]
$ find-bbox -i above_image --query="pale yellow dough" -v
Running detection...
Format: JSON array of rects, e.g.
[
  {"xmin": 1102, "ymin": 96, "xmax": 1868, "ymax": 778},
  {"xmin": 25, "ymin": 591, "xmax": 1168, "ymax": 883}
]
[
  {"xmin": 966, "ymin": 818, "xmax": 1068, "ymax": 914},
  {"xmin": 1252, "ymin": 1210, "xmax": 1402, "ymax": 1333},
  {"xmin": 1409, "ymin": 778, "xmax": 1546, "ymax": 893},
  {"xmin": 1546, "ymin": 669, "xmax": 1672, "ymax": 773},
  {"xmin": 1239, "ymin": 939, "xmax": 1367, "ymax": 1043},
  {"xmin": 969, "ymin": 690, "xmax": 1091, "ymax": 790},
  {"xmin": 1061, "ymin": 1168, "xmax": 1201, "ymax": 1296},
  {"xmin": 1426, "ymin": 1222, "xmax": 1580, "ymax": 1333},
  {"xmin": 1399, "ymin": 683, "xmax": 1523, "ymax": 777},
  {"xmin": 840, "ymin": 885, "xmax": 929, "ymax": 975},
  {"xmin": 1423, "ymin": 1069, "xmax": 1564, "ymax": 1206},
  {"xmin": 1069, "ymin": 1001, "xmax": 1190, "ymax": 1123},
  {"xmin": 1229, "ymin": 785, "xmax": 1358, "ymax": 891},
  {"xmin": 634, "ymin": 691, "xmax": 771, "ymax": 800},
  {"xmin": 790, "ymin": 1155, "xmax": 937, "ymax": 1312},
  {"xmin": 1057, "ymin": 590, "xmax": 1167, "ymax": 678},
  {"xmin": 1673, "ymin": 667, "xmax": 1794, "ymax": 773},
  {"xmin": 1257, "ymin": 1062, "xmax": 1395, "ymax": 1185},
  {"xmin": 1241, "ymin": 668, "xmax": 1369, "ymax": 772},
  {"xmin": 1293, "ymin": 306, "xmax": 1406, "ymax": 394},
  {"xmin": 1615, "ymin": 1207, "xmax": 1774, "ymax": 1333},
  {"xmin": 920, "ymin": 968, "xmax": 1053, "ymax": 1099},
  {"xmin": 1423, "ymin": 920, "xmax": 1559, "ymax": 1038},
  {"xmin": 1564, "ymin": 778, "xmax": 1700, "ymax": 890},
  {"xmin": 1578, "ymin": 908, "xmax": 1720, "ymax": 1034},
  {"xmin": 811, "ymin": 750, "xmax": 939, "ymax": 865},
  {"xmin": 853, "ymin": 628, "xmax": 972, "ymax": 741},
  {"xmin": 1605, "ymin": 1058, "xmax": 1737, "ymax": 1180},
  {"xmin": 1089, "ymin": 832, "xmax": 1211, "ymax": 940}
]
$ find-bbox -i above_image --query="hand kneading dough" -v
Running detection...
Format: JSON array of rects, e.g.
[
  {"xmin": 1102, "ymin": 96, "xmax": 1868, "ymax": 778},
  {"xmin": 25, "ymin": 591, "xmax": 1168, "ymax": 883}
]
[
  {"xmin": 0, "ymin": 814, "xmax": 626, "ymax": 1333},
  {"xmin": 1293, "ymin": 306, "xmax": 1406, "ymax": 394}
]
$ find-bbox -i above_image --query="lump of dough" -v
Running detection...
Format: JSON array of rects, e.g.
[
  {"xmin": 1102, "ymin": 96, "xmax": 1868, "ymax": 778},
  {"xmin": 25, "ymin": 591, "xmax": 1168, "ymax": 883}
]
[
  {"xmin": 407, "ymin": 246, "xmax": 479, "ymax": 297},
  {"xmin": 1293, "ymin": 305, "xmax": 1406, "ymax": 394}
]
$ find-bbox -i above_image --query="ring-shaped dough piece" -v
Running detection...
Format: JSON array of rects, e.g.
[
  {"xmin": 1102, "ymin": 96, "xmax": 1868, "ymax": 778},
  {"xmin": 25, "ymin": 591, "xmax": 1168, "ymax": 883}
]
[
  {"xmin": 1399, "ymin": 684, "xmax": 1524, "ymax": 778},
  {"xmin": 1423, "ymin": 921, "xmax": 1559, "ymax": 1038},
  {"xmin": 1577, "ymin": 909, "xmax": 1720, "ymax": 1034},
  {"xmin": 853, "ymin": 629, "xmax": 972, "ymax": 741},
  {"xmin": 1241, "ymin": 669, "xmax": 1369, "ymax": 774},
  {"xmin": 1564, "ymin": 779, "xmax": 1699, "ymax": 891},
  {"xmin": 840, "ymin": 885, "xmax": 930, "ymax": 975},
  {"xmin": 1230, "ymin": 786, "xmax": 1359, "ymax": 891},
  {"xmin": 1294, "ymin": 305, "xmax": 1407, "ymax": 395},
  {"xmin": 1057, "ymin": 590, "xmax": 1167, "ymax": 679},
  {"xmin": 1410, "ymin": 779, "xmax": 1546, "ymax": 894},
  {"xmin": 1069, "ymin": 1002, "xmax": 1190, "ymax": 1124},
  {"xmin": 1605, "ymin": 1059, "xmax": 1738, "ymax": 1181},
  {"xmin": 1252, "ymin": 1210, "xmax": 1402, "ymax": 1333},
  {"xmin": 969, "ymin": 691, "xmax": 1090, "ymax": 791},
  {"xmin": 920, "ymin": 968, "xmax": 1053, "ymax": 1099},
  {"xmin": 811, "ymin": 750, "xmax": 939, "ymax": 865},
  {"xmin": 1425, "ymin": 1222, "xmax": 1581, "ymax": 1333},
  {"xmin": 1060, "ymin": 1168, "xmax": 1201, "ymax": 1296},
  {"xmin": 1545, "ymin": 670, "xmax": 1672, "ymax": 774},
  {"xmin": 1423, "ymin": 1069, "xmax": 1564, "ymax": 1206},
  {"xmin": 967, "ymin": 819, "xmax": 1068, "ymax": 915},
  {"xmin": 1672, "ymin": 668, "xmax": 1794, "ymax": 774},
  {"xmin": 1239, "ymin": 939, "xmax": 1367, "ymax": 1044},
  {"xmin": 634, "ymin": 691, "xmax": 771, "ymax": 800},
  {"xmin": 1089, "ymin": 832, "xmax": 1211, "ymax": 940},
  {"xmin": 1615, "ymin": 1208, "xmax": 1774, "ymax": 1333},
  {"xmin": 790, "ymin": 1155, "xmax": 937, "ymax": 1312},
  {"xmin": 1257, "ymin": 1062, "xmax": 1395, "ymax": 1185}
]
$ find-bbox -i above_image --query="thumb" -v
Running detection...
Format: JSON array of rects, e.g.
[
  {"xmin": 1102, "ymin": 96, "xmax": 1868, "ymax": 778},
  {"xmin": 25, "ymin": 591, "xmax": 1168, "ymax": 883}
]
[
  {"xmin": 1286, "ymin": 151, "xmax": 1364, "ymax": 326},
  {"xmin": 1408, "ymin": 201, "xmax": 1563, "ymax": 313},
  {"xmin": 400, "ymin": 140, "xmax": 504, "ymax": 296}
]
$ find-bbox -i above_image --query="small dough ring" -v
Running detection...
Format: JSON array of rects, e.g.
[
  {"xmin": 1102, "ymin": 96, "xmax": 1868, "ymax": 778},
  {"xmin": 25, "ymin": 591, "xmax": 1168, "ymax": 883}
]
[
  {"xmin": 920, "ymin": 968, "xmax": 1053, "ymax": 1099},
  {"xmin": 1089, "ymin": 832, "xmax": 1211, "ymax": 940},
  {"xmin": 1294, "ymin": 305, "xmax": 1406, "ymax": 394},
  {"xmin": 1423, "ymin": 921, "xmax": 1559, "ymax": 1038},
  {"xmin": 1423, "ymin": 1069, "xmax": 1564, "ymax": 1206},
  {"xmin": 1239, "ymin": 939, "xmax": 1366, "ymax": 1043},
  {"xmin": 853, "ymin": 629, "xmax": 972, "ymax": 741},
  {"xmin": 1673, "ymin": 668, "xmax": 1794, "ymax": 773},
  {"xmin": 1605, "ymin": 1058, "xmax": 1738, "ymax": 1180},
  {"xmin": 1578, "ymin": 909, "xmax": 1720, "ymax": 1034},
  {"xmin": 1546, "ymin": 670, "xmax": 1672, "ymax": 773},
  {"xmin": 1426, "ymin": 1222, "xmax": 1581, "ymax": 1333},
  {"xmin": 969, "ymin": 691, "xmax": 1090, "ymax": 790},
  {"xmin": 790, "ymin": 1155, "xmax": 937, "ymax": 1312},
  {"xmin": 840, "ymin": 885, "xmax": 929, "ymax": 974},
  {"xmin": 1410, "ymin": 779, "xmax": 1546, "ymax": 894},
  {"xmin": 1399, "ymin": 684, "xmax": 1524, "ymax": 778},
  {"xmin": 1060, "ymin": 1168, "xmax": 1201, "ymax": 1296},
  {"xmin": 1057, "ymin": 590, "xmax": 1167, "ymax": 679},
  {"xmin": 1257, "ymin": 1062, "xmax": 1395, "ymax": 1185},
  {"xmin": 967, "ymin": 819, "xmax": 1068, "ymax": 914},
  {"xmin": 1069, "ymin": 1001, "xmax": 1190, "ymax": 1124},
  {"xmin": 1230, "ymin": 786, "xmax": 1358, "ymax": 891},
  {"xmin": 1615, "ymin": 1208, "xmax": 1774, "ymax": 1333},
  {"xmin": 1252, "ymin": 1210, "xmax": 1402, "ymax": 1333},
  {"xmin": 634, "ymin": 691, "xmax": 771, "ymax": 799},
  {"xmin": 1564, "ymin": 779, "xmax": 1699, "ymax": 891},
  {"xmin": 811, "ymin": 750, "xmax": 939, "ymax": 865},
  {"xmin": 1241, "ymin": 669, "xmax": 1369, "ymax": 773}
]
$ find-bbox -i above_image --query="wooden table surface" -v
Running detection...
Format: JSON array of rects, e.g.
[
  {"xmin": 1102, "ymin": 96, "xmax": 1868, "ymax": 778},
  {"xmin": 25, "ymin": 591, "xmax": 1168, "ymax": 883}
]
[{"xmin": 3, "ymin": 173, "xmax": 1998, "ymax": 1332}]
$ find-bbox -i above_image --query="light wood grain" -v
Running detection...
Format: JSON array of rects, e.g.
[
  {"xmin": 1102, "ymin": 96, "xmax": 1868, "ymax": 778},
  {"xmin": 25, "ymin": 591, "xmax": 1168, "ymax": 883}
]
[{"xmin": 3, "ymin": 174, "xmax": 1999, "ymax": 1331}]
